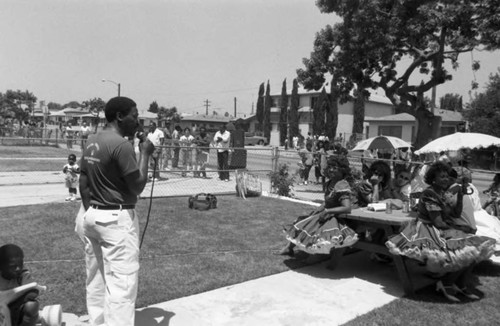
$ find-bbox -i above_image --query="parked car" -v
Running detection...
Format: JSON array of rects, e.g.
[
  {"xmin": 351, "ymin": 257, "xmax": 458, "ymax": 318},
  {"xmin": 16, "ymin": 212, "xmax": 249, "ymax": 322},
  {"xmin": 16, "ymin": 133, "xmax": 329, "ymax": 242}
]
[{"xmin": 244, "ymin": 132, "xmax": 268, "ymax": 146}]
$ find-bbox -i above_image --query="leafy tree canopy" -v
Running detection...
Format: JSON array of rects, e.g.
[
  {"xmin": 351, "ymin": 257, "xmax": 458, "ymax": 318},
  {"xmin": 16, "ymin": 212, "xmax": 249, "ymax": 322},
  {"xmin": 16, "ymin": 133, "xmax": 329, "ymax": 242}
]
[
  {"xmin": 463, "ymin": 69, "xmax": 500, "ymax": 137},
  {"xmin": 82, "ymin": 98, "xmax": 106, "ymax": 116},
  {"xmin": 297, "ymin": 0, "xmax": 500, "ymax": 148},
  {"xmin": 0, "ymin": 89, "xmax": 37, "ymax": 121},
  {"xmin": 62, "ymin": 101, "xmax": 81, "ymax": 109},
  {"xmin": 148, "ymin": 101, "xmax": 159, "ymax": 114},
  {"xmin": 47, "ymin": 102, "xmax": 62, "ymax": 111},
  {"xmin": 439, "ymin": 93, "xmax": 463, "ymax": 111},
  {"xmin": 158, "ymin": 106, "xmax": 181, "ymax": 124}
]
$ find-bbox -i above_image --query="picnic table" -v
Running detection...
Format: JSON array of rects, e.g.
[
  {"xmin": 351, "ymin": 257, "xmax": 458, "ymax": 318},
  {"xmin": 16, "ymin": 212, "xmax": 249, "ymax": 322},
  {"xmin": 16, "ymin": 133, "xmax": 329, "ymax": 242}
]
[{"xmin": 331, "ymin": 207, "xmax": 418, "ymax": 295}]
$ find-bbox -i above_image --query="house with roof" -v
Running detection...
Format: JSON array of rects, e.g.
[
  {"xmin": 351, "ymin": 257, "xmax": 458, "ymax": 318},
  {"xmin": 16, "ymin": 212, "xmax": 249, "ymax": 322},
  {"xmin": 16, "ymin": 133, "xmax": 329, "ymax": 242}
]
[
  {"xmin": 157, "ymin": 113, "xmax": 233, "ymax": 134},
  {"xmin": 235, "ymin": 88, "xmax": 396, "ymax": 146},
  {"xmin": 365, "ymin": 110, "xmax": 464, "ymax": 144}
]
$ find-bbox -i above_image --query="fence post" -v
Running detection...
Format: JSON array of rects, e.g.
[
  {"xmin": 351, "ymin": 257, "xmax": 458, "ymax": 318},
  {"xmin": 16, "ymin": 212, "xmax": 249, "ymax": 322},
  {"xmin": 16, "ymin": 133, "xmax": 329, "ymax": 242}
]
[{"xmin": 272, "ymin": 146, "xmax": 280, "ymax": 172}]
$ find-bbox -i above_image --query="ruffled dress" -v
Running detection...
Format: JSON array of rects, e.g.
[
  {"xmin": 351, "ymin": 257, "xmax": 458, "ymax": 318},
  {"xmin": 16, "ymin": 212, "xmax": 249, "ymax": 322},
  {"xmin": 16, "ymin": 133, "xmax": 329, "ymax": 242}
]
[
  {"xmin": 386, "ymin": 187, "xmax": 495, "ymax": 273},
  {"xmin": 284, "ymin": 179, "xmax": 358, "ymax": 254}
]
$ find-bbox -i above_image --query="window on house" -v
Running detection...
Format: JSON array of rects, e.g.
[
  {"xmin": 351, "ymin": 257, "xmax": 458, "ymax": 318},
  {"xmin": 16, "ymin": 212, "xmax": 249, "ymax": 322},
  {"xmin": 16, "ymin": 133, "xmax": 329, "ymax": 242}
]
[{"xmin": 378, "ymin": 126, "xmax": 402, "ymax": 138}]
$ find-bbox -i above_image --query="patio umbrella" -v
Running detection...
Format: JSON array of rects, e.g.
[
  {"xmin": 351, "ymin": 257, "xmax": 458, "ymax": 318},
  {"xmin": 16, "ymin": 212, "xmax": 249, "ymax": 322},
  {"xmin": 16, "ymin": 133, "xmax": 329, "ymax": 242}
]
[
  {"xmin": 414, "ymin": 132, "xmax": 500, "ymax": 155},
  {"xmin": 351, "ymin": 135, "xmax": 412, "ymax": 151}
]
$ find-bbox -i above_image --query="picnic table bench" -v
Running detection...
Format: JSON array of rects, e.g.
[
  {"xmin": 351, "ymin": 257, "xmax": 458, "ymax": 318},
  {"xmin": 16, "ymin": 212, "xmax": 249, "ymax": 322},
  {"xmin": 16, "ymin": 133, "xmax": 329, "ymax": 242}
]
[{"xmin": 331, "ymin": 208, "xmax": 418, "ymax": 295}]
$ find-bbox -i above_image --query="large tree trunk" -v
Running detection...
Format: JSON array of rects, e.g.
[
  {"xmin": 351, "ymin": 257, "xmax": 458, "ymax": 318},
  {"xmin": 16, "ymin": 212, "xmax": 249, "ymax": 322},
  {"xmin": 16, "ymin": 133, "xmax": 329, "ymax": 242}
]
[
  {"xmin": 352, "ymin": 92, "xmax": 365, "ymax": 135},
  {"xmin": 414, "ymin": 105, "xmax": 442, "ymax": 150}
]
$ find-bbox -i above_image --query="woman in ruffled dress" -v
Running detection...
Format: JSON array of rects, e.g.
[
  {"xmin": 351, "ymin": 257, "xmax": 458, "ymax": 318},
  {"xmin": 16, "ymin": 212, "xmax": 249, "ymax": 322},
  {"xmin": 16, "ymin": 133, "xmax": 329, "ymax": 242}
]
[
  {"xmin": 279, "ymin": 155, "xmax": 358, "ymax": 256},
  {"xmin": 386, "ymin": 162, "xmax": 496, "ymax": 302}
]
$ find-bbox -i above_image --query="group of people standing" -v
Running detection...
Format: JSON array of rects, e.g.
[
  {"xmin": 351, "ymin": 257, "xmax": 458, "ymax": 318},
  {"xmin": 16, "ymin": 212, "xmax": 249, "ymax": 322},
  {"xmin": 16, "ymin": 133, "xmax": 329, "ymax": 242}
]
[
  {"xmin": 144, "ymin": 122, "xmax": 231, "ymax": 182},
  {"xmin": 281, "ymin": 149, "xmax": 500, "ymax": 303},
  {"xmin": 297, "ymin": 137, "xmax": 349, "ymax": 188},
  {"xmin": 60, "ymin": 121, "xmax": 92, "ymax": 150}
]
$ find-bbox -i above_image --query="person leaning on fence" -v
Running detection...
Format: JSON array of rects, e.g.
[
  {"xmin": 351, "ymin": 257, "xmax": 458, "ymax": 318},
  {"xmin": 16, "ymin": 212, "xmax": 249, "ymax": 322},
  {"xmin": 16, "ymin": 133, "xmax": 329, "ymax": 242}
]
[
  {"xmin": 214, "ymin": 124, "xmax": 231, "ymax": 182},
  {"xmin": 193, "ymin": 126, "xmax": 210, "ymax": 178},
  {"xmin": 179, "ymin": 127, "xmax": 195, "ymax": 177},
  {"xmin": 386, "ymin": 161, "xmax": 495, "ymax": 303},
  {"xmin": 80, "ymin": 121, "xmax": 91, "ymax": 150},
  {"xmin": 0, "ymin": 244, "xmax": 40, "ymax": 326},
  {"xmin": 65, "ymin": 122, "xmax": 73, "ymax": 149},
  {"xmin": 171, "ymin": 125, "xmax": 182, "ymax": 168},
  {"xmin": 78, "ymin": 96, "xmax": 155, "ymax": 326},
  {"xmin": 146, "ymin": 122, "xmax": 164, "ymax": 180},
  {"xmin": 297, "ymin": 141, "xmax": 314, "ymax": 185},
  {"xmin": 160, "ymin": 124, "xmax": 172, "ymax": 170},
  {"xmin": 279, "ymin": 155, "xmax": 358, "ymax": 258}
]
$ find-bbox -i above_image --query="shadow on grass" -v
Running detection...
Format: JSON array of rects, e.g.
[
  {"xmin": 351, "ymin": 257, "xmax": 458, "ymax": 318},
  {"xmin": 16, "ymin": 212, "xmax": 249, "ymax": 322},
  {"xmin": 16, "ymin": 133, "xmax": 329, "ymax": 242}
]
[{"xmin": 135, "ymin": 307, "xmax": 175, "ymax": 326}]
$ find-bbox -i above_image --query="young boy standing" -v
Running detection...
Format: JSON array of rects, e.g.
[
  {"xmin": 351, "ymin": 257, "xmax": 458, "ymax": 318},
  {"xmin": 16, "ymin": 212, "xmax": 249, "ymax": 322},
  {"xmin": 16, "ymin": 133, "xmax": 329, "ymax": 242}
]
[{"xmin": 63, "ymin": 153, "xmax": 80, "ymax": 201}]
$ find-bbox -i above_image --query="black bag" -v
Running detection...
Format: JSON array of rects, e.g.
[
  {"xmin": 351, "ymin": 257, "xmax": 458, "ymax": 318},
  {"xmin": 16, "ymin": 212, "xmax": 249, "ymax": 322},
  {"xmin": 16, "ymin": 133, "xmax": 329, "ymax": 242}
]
[{"xmin": 188, "ymin": 193, "xmax": 217, "ymax": 210}]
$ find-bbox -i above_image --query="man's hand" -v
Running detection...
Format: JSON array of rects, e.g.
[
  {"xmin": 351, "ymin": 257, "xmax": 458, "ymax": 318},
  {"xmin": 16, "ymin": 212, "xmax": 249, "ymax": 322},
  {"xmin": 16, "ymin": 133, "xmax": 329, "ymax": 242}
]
[{"xmin": 139, "ymin": 139, "xmax": 155, "ymax": 156}]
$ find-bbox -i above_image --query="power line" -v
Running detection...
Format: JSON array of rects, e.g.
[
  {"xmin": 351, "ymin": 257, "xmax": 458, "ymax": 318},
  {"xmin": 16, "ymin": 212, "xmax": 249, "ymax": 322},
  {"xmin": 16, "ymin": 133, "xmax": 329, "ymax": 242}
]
[{"xmin": 204, "ymin": 99, "xmax": 211, "ymax": 115}]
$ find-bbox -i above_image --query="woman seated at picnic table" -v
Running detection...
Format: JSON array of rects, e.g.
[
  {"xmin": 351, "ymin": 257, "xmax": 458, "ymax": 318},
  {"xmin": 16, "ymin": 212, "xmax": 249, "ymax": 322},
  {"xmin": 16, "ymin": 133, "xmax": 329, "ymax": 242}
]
[
  {"xmin": 279, "ymin": 155, "xmax": 359, "ymax": 256},
  {"xmin": 386, "ymin": 162, "xmax": 496, "ymax": 302},
  {"xmin": 358, "ymin": 160, "xmax": 392, "ymax": 206},
  {"xmin": 390, "ymin": 166, "xmax": 412, "ymax": 202}
]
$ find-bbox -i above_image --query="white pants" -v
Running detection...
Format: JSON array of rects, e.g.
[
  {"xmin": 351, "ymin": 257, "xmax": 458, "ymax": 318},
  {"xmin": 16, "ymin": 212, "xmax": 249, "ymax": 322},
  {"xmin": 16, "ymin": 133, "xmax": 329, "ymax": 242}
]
[{"xmin": 76, "ymin": 205, "xmax": 140, "ymax": 326}]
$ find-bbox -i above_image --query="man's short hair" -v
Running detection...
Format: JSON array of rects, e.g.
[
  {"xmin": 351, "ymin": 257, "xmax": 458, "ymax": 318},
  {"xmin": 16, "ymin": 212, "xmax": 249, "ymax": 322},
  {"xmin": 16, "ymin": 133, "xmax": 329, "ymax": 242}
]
[{"xmin": 105, "ymin": 97, "xmax": 136, "ymax": 122}]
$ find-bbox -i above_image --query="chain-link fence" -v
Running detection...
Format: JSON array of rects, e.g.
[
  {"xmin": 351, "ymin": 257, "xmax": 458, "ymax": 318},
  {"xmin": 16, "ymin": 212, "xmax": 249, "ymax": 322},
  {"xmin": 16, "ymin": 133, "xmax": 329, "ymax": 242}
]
[{"xmin": 1, "ymin": 132, "xmax": 499, "ymax": 203}]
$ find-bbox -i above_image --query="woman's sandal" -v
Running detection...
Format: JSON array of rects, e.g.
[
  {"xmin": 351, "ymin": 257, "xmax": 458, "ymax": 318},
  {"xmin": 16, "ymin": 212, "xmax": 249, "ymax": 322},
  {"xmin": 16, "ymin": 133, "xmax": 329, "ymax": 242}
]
[
  {"xmin": 436, "ymin": 280, "xmax": 461, "ymax": 303},
  {"xmin": 452, "ymin": 284, "xmax": 480, "ymax": 300}
]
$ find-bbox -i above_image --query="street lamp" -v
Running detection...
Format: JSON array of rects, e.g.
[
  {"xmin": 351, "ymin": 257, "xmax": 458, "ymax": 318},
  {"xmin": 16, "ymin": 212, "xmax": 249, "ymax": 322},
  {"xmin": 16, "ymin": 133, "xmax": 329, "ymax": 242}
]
[{"xmin": 101, "ymin": 78, "xmax": 121, "ymax": 97}]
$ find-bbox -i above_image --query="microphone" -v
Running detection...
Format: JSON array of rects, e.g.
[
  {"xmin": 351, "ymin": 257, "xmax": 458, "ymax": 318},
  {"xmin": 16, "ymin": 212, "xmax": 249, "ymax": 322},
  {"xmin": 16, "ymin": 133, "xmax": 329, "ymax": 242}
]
[{"xmin": 136, "ymin": 126, "xmax": 147, "ymax": 143}]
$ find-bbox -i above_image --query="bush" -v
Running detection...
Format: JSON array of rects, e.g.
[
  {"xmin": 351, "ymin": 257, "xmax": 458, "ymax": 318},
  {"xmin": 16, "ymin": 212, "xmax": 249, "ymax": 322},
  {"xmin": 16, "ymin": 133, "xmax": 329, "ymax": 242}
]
[{"xmin": 269, "ymin": 163, "xmax": 295, "ymax": 197}]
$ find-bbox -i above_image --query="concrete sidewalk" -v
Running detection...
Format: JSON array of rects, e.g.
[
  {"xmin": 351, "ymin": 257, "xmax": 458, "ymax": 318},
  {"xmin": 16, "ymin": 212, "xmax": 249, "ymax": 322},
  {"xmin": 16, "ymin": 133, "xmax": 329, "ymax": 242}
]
[{"xmin": 60, "ymin": 251, "xmax": 439, "ymax": 326}]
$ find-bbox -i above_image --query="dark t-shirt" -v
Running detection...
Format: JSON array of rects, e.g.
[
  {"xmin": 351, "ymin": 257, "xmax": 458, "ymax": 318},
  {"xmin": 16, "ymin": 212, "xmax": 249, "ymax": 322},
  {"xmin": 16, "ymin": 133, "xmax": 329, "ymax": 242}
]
[{"xmin": 81, "ymin": 130, "xmax": 139, "ymax": 206}]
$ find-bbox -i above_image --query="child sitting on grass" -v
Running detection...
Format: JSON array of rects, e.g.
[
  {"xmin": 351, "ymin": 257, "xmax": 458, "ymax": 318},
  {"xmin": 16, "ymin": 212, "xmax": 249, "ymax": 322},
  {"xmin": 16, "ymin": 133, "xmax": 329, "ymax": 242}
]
[
  {"xmin": 0, "ymin": 244, "xmax": 39, "ymax": 326},
  {"xmin": 63, "ymin": 153, "xmax": 80, "ymax": 201}
]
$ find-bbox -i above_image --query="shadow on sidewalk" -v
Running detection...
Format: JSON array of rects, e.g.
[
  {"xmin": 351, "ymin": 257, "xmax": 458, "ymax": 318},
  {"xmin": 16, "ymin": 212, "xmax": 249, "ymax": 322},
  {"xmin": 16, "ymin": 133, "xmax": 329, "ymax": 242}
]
[
  {"xmin": 283, "ymin": 251, "xmax": 432, "ymax": 298},
  {"xmin": 135, "ymin": 307, "xmax": 175, "ymax": 326}
]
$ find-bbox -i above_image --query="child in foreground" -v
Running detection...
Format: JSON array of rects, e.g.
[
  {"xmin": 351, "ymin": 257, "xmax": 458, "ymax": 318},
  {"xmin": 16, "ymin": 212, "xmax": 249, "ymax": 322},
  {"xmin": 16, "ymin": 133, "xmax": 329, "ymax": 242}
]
[
  {"xmin": 62, "ymin": 153, "xmax": 80, "ymax": 201},
  {"xmin": 0, "ymin": 244, "xmax": 39, "ymax": 326}
]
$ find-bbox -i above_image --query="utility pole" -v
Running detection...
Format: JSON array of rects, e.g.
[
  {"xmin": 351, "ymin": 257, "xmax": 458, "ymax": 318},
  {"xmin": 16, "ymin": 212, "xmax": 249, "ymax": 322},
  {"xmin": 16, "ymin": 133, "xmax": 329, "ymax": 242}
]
[
  {"xmin": 234, "ymin": 97, "xmax": 237, "ymax": 117},
  {"xmin": 204, "ymin": 99, "xmax": 211, "ymax": 115}
]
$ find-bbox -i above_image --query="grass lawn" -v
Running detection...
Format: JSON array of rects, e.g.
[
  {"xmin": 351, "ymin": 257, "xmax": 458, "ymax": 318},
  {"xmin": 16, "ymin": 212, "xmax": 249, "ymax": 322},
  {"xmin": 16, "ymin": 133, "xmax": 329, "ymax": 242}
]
[
  {"xmin": 2, "ymin": 195, "xmax": 500, "ymax": 325},
  {"xmin": 0, "ymin": 145, "xmax": 81, "ymax": 171},
  {"xmin": 0, "ymin": 145, "xmax": 80, "ymax": 158},
  {"xmin": 0, "ymin": 195, "xmax": 311, "ymax": 315}
]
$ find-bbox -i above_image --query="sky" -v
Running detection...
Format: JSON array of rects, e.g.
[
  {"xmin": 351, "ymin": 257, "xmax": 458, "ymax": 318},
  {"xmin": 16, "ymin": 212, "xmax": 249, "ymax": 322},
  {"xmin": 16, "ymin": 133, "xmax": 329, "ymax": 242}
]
[{"xmin": 1, "ymin": 0, "xmax": 499, "ymax": 117}]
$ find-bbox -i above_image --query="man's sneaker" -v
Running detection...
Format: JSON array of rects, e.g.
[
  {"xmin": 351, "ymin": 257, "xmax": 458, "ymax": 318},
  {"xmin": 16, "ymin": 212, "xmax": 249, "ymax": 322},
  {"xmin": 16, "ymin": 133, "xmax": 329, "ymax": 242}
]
[
  {"xmin": 70, "ymin": 196, "xmax": 77, "ymax": 202},
  {"xmin": 65, "ymin": 196, "xmax": 72, "ymax": 201}
]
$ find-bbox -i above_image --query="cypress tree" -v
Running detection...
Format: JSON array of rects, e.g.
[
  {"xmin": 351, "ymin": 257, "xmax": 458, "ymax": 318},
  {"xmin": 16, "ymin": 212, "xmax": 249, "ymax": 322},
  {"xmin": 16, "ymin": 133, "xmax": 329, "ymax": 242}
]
[
  {"xmin": 264, "ymin": 81, "xmax": 272, "ymax": 139},
  {"xmin": 279, "ymin": 79, "xmax": 288, "ymax": 146},
  {"xmin": 289, "ymin": 79, "xmax": 300, "ymax": 141},
  {"xmin": 256, "ymin": 83, "xmax": 265, "ymax": 132}
]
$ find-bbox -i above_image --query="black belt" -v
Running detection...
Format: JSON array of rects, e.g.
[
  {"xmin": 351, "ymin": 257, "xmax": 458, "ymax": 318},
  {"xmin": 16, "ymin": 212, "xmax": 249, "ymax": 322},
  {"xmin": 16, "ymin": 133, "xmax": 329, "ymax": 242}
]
[{"xmin": 90, "ymin": 204, "xmax": 135, "ymax": 210}]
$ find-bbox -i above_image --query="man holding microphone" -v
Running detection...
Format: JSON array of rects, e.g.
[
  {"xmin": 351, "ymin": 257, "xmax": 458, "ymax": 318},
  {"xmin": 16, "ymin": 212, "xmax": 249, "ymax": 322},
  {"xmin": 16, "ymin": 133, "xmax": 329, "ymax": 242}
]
[{"xmin": 78, "ymin": 96, "xmax": 154, "ymax": 326}]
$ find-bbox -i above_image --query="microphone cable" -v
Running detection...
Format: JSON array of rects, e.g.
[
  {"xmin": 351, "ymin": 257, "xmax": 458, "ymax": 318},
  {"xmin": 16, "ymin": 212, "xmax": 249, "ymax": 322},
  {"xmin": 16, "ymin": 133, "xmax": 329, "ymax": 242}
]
[{"xmin": 137, "ymin": 130, "xmax": 157, "ymax": 249}]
